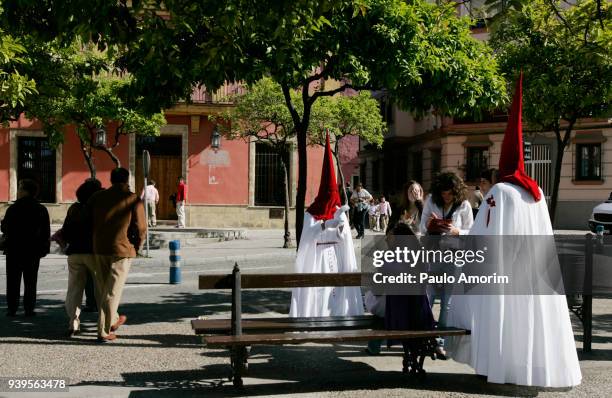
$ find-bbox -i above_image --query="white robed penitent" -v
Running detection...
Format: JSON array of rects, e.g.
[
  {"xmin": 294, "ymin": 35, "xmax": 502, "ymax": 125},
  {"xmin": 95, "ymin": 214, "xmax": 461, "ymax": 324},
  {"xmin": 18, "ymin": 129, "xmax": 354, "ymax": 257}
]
[
  {"xmin": 289, "ymin": 210, "xmax": 364, "ymax": 317},
  {"xmin": 446, "ymin": 73, "xmax": 581, "ymax": 387},
  {"xmin": 289, "ymin": 132, "xmax": 364, "ymax": 318}
]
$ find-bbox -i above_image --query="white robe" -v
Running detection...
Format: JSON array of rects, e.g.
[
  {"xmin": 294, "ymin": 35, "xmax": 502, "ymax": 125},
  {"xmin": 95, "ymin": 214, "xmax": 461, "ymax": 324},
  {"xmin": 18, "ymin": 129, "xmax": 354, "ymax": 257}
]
[
  {"xmin": 289, "ymin": 212, "xmax": 364, "ymax": 317},
  {"xmin": 446, "ymin": 182, "xmax": 582, "ymax": 387}
]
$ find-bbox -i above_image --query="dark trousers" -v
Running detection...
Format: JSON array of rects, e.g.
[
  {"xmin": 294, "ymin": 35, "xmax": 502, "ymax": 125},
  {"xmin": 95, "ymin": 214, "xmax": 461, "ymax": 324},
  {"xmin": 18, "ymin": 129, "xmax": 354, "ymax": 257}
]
[
  {"xmin": 6, "ymin": 254, "xmax": 40, "ymax": 314},
  {"xmin": 353, "ymin": 208, "xmax": 368, "ymax": 237}
]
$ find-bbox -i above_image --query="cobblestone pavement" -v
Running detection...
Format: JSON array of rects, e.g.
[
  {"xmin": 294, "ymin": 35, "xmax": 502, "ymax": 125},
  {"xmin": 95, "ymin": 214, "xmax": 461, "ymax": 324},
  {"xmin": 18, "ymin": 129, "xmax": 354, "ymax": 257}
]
[{"xmin": 0, "ymin": 230, "xmax": 610, "ymax": 397}]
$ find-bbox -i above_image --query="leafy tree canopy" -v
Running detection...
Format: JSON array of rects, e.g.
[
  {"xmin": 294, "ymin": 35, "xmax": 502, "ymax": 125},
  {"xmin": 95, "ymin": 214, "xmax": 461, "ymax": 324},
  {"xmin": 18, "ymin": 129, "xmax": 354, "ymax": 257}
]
[
  {"xmin": 0, "ymin": 30, "xmax": 36, "ymax": 122},
  {"xmin": 490, "ymin": 0, "xmax": 611, "ymax": 129}
]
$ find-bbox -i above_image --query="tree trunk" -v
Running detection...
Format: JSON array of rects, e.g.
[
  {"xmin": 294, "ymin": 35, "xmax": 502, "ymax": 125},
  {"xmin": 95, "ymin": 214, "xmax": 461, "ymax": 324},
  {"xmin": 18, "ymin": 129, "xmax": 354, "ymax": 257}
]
[
  {"xmin": 79, "ymin": 138, "xmax": 96, "ymax": 178},
  {"xmin": 549, "ymin": 122, "xmax": 574, "ymax": 225},
  {"xmin": 295, "ymin": 124, "xmax": 308, "ymax": 247},
  {"xmin": 333, "ymin": 138, "xmax": 348, "ymax": 206},
  {"xmin": 97, "ymin": 145, "xmax": 121, "ymax": 168},
  {"xmin": 280, "ymin": 152, "xmax": 293, "ymax": 248}
]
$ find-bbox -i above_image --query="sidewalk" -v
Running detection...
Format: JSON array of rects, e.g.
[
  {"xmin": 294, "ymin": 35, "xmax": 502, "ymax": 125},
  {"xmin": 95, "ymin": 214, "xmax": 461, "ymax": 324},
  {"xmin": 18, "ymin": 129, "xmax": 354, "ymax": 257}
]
[{"xmin": 1, "ymin": 228, "xmax": 608, "ymax": 398}]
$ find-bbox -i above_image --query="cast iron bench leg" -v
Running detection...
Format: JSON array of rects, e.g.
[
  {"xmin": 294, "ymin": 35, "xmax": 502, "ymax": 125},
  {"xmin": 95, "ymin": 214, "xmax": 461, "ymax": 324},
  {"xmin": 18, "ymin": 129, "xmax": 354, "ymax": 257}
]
[{"xmin": 230, "ymin": 346, "xmax": 248, "ymax": 387}]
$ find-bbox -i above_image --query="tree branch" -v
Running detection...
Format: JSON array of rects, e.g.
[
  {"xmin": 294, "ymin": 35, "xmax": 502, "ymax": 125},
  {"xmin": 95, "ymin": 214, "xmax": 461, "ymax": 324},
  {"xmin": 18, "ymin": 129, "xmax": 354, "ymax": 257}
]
[
  {"xmin": 281, "ymin": 83, "xmax": 301, "ymax": 128},
  {"xmin": 546, "ymin": 0, "xmax": 574, "ymax": 35},
  {"xmin": 112, "ymin": 121, "xmax": 124, "ymax": 149},
  {"xmin": 94, "ymin": 144, "xmax": 121, "ymax": 167},
  {"xmin": 309, "ymin": 83, "xmax": 373, "ymax": 104}
]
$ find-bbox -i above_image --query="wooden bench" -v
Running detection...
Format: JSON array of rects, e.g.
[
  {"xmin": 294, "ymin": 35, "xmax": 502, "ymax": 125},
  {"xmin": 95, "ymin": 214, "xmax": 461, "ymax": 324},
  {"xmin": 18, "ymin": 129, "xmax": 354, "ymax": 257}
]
[{"xmin": 192, "ymin": 264, "xmax": 470, "ymax": 387}]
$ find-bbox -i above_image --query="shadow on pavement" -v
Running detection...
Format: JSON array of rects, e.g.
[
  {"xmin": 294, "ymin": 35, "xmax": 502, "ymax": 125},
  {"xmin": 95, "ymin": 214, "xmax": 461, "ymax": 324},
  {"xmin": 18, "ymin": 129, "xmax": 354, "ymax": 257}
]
[{"xmin": 74, "ymin": 353, "xmax": 573, "ymax": 398}]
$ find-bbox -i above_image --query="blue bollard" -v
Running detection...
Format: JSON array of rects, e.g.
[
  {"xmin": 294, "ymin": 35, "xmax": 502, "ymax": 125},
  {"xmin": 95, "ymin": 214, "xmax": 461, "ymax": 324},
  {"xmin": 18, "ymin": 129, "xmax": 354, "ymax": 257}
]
[{"xmin": 169, "ymin": 240, "xmax": 182, "ymax": 284}]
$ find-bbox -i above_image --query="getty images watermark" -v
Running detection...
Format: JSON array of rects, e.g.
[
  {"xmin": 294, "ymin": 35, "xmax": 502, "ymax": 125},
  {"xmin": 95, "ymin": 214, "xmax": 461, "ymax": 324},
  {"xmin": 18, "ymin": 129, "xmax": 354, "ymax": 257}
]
[
  {"xmin": 370, "ymin": 244, "xmax": 510, "ymax": 285},
  {"xmin": 360, "ymin": 234, "xmax": 612, "ymax": 296}
]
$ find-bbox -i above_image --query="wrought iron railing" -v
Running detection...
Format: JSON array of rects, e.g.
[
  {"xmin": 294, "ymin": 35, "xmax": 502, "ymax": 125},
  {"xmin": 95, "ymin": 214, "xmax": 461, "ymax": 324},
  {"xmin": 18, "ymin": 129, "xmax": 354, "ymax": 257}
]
[{"xmin": 188, "ymin": 83, "xmax": 246, "ymax": 104}]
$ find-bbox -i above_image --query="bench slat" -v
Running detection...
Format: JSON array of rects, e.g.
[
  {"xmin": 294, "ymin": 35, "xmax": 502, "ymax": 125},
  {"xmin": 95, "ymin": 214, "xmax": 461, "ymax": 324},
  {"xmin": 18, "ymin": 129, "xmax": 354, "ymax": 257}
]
[
  {"xmin": 192, "ymin": 316, "xmax": 379, "ymax": 334},
  {"xmin": 203, "ymin": 328, "xmax": 470, "ymax": 348},
  {"xmin": 199, "ymin": 273, "xmax": 362, "ymax": 289}
]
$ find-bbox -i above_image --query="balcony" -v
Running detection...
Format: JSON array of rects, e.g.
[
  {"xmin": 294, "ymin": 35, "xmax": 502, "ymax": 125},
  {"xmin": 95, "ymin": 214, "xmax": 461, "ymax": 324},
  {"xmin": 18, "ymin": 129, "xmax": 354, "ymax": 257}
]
[{"xmin": 189, "ymin": 83, "xmax": 246, "ymax": 104}]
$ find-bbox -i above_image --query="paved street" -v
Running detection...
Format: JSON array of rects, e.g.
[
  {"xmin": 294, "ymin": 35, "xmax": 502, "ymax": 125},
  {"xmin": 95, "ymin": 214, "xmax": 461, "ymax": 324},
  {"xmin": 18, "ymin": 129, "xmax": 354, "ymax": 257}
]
[{"xmin": 0, "ymin": 230, "xmax": 611, "ymax": 397}]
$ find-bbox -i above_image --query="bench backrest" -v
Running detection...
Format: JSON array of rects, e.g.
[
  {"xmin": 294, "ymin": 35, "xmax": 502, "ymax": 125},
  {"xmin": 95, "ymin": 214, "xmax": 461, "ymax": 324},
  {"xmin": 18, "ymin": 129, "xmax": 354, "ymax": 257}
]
[{"xmin": 199, "ymin": 272, "xmax": 362, "ymax": 289}]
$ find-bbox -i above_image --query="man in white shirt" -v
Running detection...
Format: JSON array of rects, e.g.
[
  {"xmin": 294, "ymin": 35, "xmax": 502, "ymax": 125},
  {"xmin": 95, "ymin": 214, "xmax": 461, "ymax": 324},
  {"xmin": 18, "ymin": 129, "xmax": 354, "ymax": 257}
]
[
  {"xmin": 350, "ymin": 183, "xmax": 372, "ymax": 238},
  {"xmin": 378, "ymin": 196, "xmax": 392, "ymax": 233},
  {"xmin": 140, "ymin": 181, "xmax": 159, "ymax": 227}
]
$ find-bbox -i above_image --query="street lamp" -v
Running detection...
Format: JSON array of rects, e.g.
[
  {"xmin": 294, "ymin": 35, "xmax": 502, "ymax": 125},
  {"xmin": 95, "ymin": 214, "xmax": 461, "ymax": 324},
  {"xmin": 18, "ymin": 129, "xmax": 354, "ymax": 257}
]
[
  {"xmin": 95, "ymin": 127, "xmax": 107, "ymax": 147},
  {"xmin": 211, "ymin": 126, "xmax": 221, "ymax": 150}
]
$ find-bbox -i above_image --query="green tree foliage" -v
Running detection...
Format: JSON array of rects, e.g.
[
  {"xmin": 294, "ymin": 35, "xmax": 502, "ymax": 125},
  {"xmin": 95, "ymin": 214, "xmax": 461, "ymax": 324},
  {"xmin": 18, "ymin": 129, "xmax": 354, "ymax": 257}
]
[
  {"xmin": 21, "ymin": 40, "xmax": 166, "ymax": 176},
  {"xmin": 310, "ymin": 91, "xmax": 386, "ymax": 201},
  {"xmin": 4, "ymin": 0, "xmax": 507, "ymax": 244},
  {"xmin": 217, "ymin": 77, "xmax": 296, "ymax": 248},
  {"xmin": 0, "ymin": 30, "xmax": 36, "ymax": 122},
  {"xmin": 490, "ymin": 0, "xmax": 612, "ymax": 223}
]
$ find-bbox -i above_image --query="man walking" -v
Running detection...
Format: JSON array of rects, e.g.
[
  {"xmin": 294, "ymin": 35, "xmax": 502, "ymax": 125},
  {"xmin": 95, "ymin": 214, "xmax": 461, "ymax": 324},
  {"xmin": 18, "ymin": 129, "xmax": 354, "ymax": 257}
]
[
  {"xmin": 140, "ymin": 180, "xmax": 159, "ymax": 227},
  {"xmin": 378, "ymin": 196, "xmax": 392, "ymax": 233},
  {"xmin": 176, "ymin": 176, "xmax": 187, "ymax": 228},
  {"xmin": 88, "ymin": 168, "xmax": 146, "ymax": 342},
  {"xmin": 350, "ymin": 183, "xmax": 372, "ymax": 239},
  {"xmin": 1, "ymin": 179, "xmax": 50, "ymax": 316}
]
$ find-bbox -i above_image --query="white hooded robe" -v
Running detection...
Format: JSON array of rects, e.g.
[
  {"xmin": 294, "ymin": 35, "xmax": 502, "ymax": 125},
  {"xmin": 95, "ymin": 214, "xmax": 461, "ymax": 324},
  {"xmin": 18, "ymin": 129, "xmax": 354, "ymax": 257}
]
[
  {"xmin": 446, "ymin": 182, "xmax": 582, "ymax": 387},
  {"xmin": 289, "ymin": 211, "xmax": 364, "ymax": 317}
]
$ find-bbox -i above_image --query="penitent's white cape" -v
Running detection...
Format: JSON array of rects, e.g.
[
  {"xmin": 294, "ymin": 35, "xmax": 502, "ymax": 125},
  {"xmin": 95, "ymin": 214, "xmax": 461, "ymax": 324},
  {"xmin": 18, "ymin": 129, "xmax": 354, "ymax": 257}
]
[
  {"xmin": 446, "ymin": 182, "xmax": 581, "ymax": 387},
  {"xmin": 289, "ymin": 212, "xmax": 364, "ymax": 317}
]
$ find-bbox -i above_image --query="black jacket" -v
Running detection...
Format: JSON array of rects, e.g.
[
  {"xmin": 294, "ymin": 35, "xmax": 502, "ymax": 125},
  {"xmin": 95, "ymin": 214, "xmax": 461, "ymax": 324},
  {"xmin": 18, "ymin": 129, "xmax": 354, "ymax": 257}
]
[
  {"xmin": 0, "ymin": 196, "xmax": 51, "ymax": 257},
  {"xmin": 62, "ymin": 202, "xmax": 93, "ymax": 255}
]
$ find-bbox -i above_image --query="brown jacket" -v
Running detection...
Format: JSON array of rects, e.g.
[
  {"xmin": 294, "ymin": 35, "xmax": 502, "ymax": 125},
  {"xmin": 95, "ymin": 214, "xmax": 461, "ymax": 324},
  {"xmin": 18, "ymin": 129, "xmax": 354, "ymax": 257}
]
[{"xmin": 88, "ymin": 183, "xmax": 146, "ymax": 258}]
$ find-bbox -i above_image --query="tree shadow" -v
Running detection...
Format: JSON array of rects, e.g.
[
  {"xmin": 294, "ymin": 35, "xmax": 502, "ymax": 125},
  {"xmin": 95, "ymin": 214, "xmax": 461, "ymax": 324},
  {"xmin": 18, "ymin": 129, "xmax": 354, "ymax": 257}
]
[{"xmin": 69, "ymin": 344, "xmax": 576, "ymax": 397}]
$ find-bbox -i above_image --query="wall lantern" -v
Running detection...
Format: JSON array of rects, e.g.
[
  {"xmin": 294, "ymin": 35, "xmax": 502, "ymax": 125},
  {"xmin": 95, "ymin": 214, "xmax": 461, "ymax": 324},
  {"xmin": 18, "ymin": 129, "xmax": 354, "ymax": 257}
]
[
  {"xmin": 95, "ymin": 127, "xmax": 107, "ymax": 147},
  {"xmin": 211, "ymin": 126, "xmax": 221, "ymax": 150}
]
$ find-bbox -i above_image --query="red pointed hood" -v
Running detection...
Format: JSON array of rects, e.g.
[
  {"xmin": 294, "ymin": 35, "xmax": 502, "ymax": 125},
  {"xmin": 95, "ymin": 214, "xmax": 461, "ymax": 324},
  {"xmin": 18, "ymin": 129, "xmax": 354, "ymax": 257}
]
[
  {"xmin": 307, "ymin": 132, "xmax": 341, "ymax": 221},
  {"xmin": 498, "ymin": 72, "xmax": 542, "ymax": 201}
]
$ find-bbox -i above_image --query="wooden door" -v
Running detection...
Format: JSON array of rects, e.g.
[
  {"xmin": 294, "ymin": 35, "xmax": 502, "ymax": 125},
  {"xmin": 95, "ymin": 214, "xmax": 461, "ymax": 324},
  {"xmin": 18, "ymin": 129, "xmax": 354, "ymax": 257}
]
[{"xmin": 136, "ymin": 155, "xmax": 182, "ymax": 220}]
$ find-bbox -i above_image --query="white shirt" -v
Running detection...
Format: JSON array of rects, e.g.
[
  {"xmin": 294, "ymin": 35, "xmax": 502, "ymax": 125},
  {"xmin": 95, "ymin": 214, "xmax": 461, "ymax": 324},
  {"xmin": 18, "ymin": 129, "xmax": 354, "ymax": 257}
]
[
  {"xmin": 378, "ymin": 201, "xmax": 392, "ymax": 216},
  {"xmin": 351, "ymin": 189, "xmax": 372, "ymax": 210},
  {"xmin": 419, "ymin": 195, "xmax": 473, "ymax": 235},
  {"xmin": 140, "ymin": 185, "xmax": 159, "ymax": 203}
]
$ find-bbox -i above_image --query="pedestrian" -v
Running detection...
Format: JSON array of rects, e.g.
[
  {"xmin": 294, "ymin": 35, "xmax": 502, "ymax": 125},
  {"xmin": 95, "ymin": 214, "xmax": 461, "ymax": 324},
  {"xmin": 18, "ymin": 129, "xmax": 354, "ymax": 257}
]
[
  {"xmin": 387, "ymin": 181, "xmax": 424, "ymax": 236},
  {"xmin": 447, "ymin": 75, "xmax": 581, "ymax": 386},
  {"xmin": 479, "ymin": 168, "xmax": 498, "ymax": 196},
  {"xmin": 368, "ymin": 198, "xmax": 380, "ymax": 231},
  {"xmin": 62, "ymin": 178, "xmax": 103, "ymax": 336},
  {"xmin": 470, "ymin": 186, "xmax": 484, "ymax": 219},
  {"xmin": 350, "ymin": 182, "xmax": 372, "ymax": 239},
  {"xmin": 290, "ymin": 134, "xmax": 363, "ymax": 317},
  {"xmin": 384, "ymin": 223, "xmax": 436, "ymax": 366},
  {"xmin": 140, "ymin": 180, "xmax": 159, "ymax": 227},
  {"xmin": 88, "ymin": 168, "xmax": 146, "ymax": 342},
  {"xmin": 378, "ymin": 196, "xmax": 392, "ymax": 233},
  {"xmin": 1, "ymin": 179, "xmax": 50, "ymax": 317},
  {"xmin": 420, "ymin": 171, "xmax": 473, "ymax": 358},
  {"xmin": 175, "ymin": 176, "xmax": 187, "ymax": 228}
]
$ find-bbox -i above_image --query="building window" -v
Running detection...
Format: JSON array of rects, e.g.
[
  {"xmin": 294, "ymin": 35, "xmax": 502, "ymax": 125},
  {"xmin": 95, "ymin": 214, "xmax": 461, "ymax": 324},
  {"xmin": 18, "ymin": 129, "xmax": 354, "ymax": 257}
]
[
  {"xmin": 576, "ymin": 143, "xmax": 602, "ymax": 180},
  {"xmin": 379, "ymin": 97, "xmax": 394, "ymax": 125},
  {"xmin": 360, "ymin": 162, "xmax": 367, "ymax": 188},
  {"xmin": 465, "ymin": 146, "xmax": 489, "ymax": 182},
  {"xmin": 254, "ymin": 143, "xmax": 288, "ymax": 206},
  {"xmin": 17, "ymin": 137, "xmax": 56, "ymax": 203},
  {"xmin": 431, "ymin": 149, "xmax": 441, "ymax": 180}
]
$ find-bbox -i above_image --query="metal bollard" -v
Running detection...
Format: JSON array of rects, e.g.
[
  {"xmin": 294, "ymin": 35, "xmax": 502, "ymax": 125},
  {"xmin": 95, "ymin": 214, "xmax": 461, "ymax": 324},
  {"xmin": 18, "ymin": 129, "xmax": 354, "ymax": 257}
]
[{"xmin": 169, "ymin": 240, "xmax": 182, "ymax": 284}]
